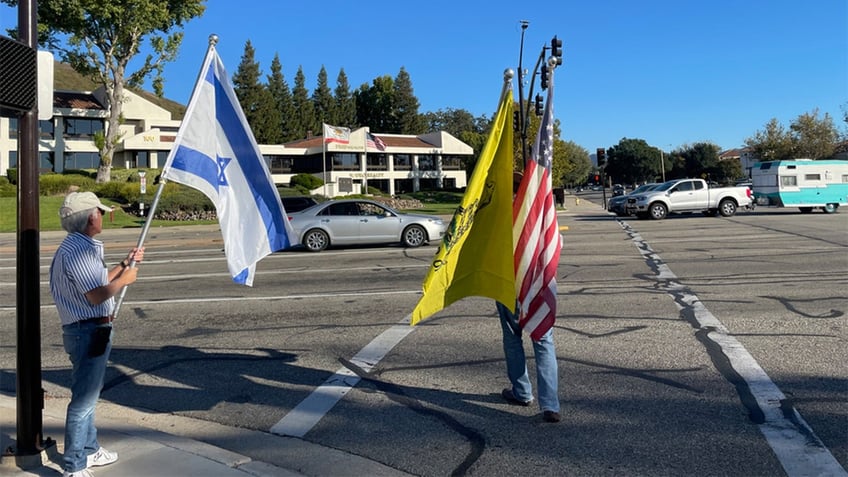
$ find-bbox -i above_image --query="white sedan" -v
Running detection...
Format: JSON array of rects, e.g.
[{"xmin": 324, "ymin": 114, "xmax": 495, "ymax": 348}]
[{"xmin": 287, "ymin": 199, "xmax": 447, "ymax": 252}]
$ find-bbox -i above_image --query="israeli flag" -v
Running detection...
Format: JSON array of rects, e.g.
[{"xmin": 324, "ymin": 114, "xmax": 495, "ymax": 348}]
[{"xmin": 162, "ymin": 46, "xmax": 295, "ymax": 286}]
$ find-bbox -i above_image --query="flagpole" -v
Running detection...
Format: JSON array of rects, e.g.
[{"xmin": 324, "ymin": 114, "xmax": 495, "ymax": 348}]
[
  {"xmin": 111, "ymin": 34, "xmax": 220, "ymax": 319},
  {"xmin": 322, "ymin": 123, "xmax": 328, "ymax": 196},
  {"xmin": 362, "ymin": 129, "xmax": 368, "ymax": 194}
]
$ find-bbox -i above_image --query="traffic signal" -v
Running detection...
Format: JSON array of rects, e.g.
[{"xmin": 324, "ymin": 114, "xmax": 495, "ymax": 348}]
[
  {"xmin": 534, "ymin": 94, "xmax": 543, "ymax": 116},
  {"xmin": 597, "ymin": 148, "xmax": 606, "ymax": 166},
  {"xmin": 540, "ymin": 63, "xmax": 549, "ymax": 90},
  {"xmin": 551, "ymin": 36, "xmax": 563, "ymax": 65},
  {"xmin": 594, "ymin": 174, "xmax": 600, "ymax": 184}
]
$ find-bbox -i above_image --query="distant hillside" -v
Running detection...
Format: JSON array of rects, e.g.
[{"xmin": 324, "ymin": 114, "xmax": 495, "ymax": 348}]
[{"xmin": 54, "ymin": 61, "xmax": 186, "ymax": 120}]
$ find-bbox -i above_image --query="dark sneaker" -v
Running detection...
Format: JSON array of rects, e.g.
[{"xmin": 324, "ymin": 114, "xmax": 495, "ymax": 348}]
[
  {"xmin": 543, "ymin": 410, "xmax": 561, "ymax": 423},
  {"xmin": 501, "ymin": 388, "xmax": 532, "ymax": 406}
]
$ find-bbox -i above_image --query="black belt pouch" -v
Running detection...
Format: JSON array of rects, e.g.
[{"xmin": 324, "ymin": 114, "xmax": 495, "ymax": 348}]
[{"xmin": 88, "ymin": 326, "xmax": 112, "ymax": 357}]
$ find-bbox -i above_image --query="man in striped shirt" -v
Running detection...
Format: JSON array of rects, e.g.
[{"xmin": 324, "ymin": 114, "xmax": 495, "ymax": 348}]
[{"xmin": 49, "ymin": 191, "xmax": 144, "ymax": 477}]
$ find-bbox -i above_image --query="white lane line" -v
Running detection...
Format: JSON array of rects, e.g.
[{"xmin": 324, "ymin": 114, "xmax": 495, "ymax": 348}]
[
  {"xmin": 0, "ymin": 290, "xmax": 421, "ymax": 312},
  {"xmin": 270, "ymin": 315, "xmax": 416, "ymax": 438},
  {"xmin": 620, "ymin": 221, "xmax": 847, "ymax": 477}
]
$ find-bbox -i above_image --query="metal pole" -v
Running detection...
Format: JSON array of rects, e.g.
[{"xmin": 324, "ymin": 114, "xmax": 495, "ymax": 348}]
[
  {"xmin": 660, "ymin": 150, "xmax": 666, "ymax": 182},
  {"xmin": 16, "ymin": 0, "xmax": 44, "ymax": 455},
  {"xmin": 516, "ymin": 21, "xmax": 529, "ymax": 165}
]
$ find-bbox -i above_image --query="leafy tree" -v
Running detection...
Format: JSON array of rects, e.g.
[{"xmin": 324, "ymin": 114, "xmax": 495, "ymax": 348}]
[
  {"xmin": 7, "ymin": 0, "xmax": 206, "ymax": 182},
  {"xmin": 559, "ymin": 141, "xmax": 592, "ymax": 188},
  {"xmin": 394, "ymin": 67, "xmax": 425, "ymax": 134},
  {"xmin": 291, "ymin": 66, "xmax": 315, "ymax": 139},
  {"xmin": 789, "ymin": 108, "xmax": 838, "ymax": 159},
  {"xmin": 605, "ymin": 138, "xmax": 661, "ymax": 184},
  {"xmin": 423, "ymin": 108, "xmax": 480, "ymax": 136},
  {"xmin": 333, "ymin": 69, "xmax": 356, "ymax": 128},
  {"xmin": 355, "ymin": 75, "xmax": 395, "ymax": 132},
  {"xmin": 678, "ymin": 142, "xmax": 722, "ymax": 180},
  {"xmin": 311, "ymin": 66, "xmax": 334, "ymax": 133},
  {"xmin": 747, "ymin": 110, "xmax": 840, "ymax": 161},
  {"xmin": 267, "ymin": 54, "xmax": 295, "ymax": 142}
]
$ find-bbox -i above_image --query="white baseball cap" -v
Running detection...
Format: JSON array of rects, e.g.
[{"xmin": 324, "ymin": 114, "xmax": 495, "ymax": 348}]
[{"xmin": 59, "ymin": 191, "xmax": 113, "ymax": 219}]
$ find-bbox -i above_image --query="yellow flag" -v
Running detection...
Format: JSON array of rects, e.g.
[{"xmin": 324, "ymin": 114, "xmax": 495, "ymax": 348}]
[{"xmin": 411, "ymin": 86, "xmax": 516, "ymax": 325}]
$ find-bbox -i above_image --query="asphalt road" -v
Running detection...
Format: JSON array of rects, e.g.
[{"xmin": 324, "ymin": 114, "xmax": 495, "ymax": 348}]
[{"xmin": 1, "ymin": 198, "xmax": 846, "ymax": 476}]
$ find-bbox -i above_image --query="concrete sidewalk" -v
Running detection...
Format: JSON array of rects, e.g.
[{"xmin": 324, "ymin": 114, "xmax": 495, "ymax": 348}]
[{"xmin": 0, "ymin": 393, "xmax": 410, "ymax": 477}]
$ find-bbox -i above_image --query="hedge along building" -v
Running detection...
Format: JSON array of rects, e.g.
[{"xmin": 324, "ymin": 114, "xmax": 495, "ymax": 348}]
[{"xmin": 0, "ymin": 85, "xmax": 471, "ymax": 197}]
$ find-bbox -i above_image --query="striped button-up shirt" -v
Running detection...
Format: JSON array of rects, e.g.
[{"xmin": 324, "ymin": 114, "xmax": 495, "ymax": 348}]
[{"xmin": 50, "ymin": 232, "xmax": 114, "ymax": 325}]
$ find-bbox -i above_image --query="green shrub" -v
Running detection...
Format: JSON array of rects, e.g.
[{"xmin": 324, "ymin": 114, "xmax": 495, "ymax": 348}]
[
  {"xmin": 290, "ymin": 173, "xmax": 323, "ymax": 190},
  {"xmin": 0, "ymin": 177, "xmax": 13, "ymax": 197},
  {"xmin": 39, "ymin": 173, "xmax": 96, "ymax": 196},
  {"xmin": 6, "ymin": 168, "xmax": 16, "ymax": 184},
  {"xmin": 155, "ymin": 183, "xmax": 214, "ymax": 212}
]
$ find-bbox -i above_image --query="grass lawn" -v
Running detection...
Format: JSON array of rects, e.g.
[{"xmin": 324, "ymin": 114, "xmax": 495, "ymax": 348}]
[{"xmin": 0, "ymin": 197, "xmax": 216, "ymax": 233}]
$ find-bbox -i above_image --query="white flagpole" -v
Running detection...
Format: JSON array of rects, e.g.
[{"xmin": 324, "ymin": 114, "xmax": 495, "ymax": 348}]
[
  {"xmin": 362, "ymin": 129, "xmax": 368, "ymax": 194},
  {"xmin": 322, "ymin": 123, "xmax": 328, "ymax": 196}
]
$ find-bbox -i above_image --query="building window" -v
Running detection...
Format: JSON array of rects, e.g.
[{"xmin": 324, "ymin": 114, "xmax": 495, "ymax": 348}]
[
  {"xmin": 8, "ymin": 151, "xmax": 17, "ymax": 168},
  {"xmin": 39, "ymin": 119, "xmax": 54, "ymax": 139},
  {"xmin": 40, "ymin": 152, "xmax": 55, "ymax": 171},
  {"xmin": 9, "ymin": 117, "xmax": 18, "ymax": 139},
  {"xmin": 418, "ymin": 155, "xmax": 436, "ymax": 171},
  {"xmin": 331, "ymin": 152, "xmax": 359, "ymax": 170},
  {"xmin": 394, "ymin": 154, "xmax": 411, "ymax": 170},
  {"xmin": 64, "ymin": 118, "xmax": 104, "ymax": 138},
  {"xmin": 64, "ymin": 152, "xmax": 101, "ymax": 170},
  {"xmin": 128, "ymin": 151, "xmax": 150, "ymax": 169},
  {"xmin": 442, "ymin": 155, "xmax": 462, "ymax": 170},
  {"xmin": 780, "ymin": 176, "xmax": 797, "ymax": 187},
  {"xmin": 366, "ymin": 154, "xmax": 387, "ymax": 170},
  {"xmin": 266, "ymin": 155, "xmax": 293, "ymax": 173}
]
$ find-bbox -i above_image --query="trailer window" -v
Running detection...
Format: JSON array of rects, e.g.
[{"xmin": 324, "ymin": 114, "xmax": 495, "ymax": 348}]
[
  {"xmin": 804, "ymin": 174, "xmax": 821, "ymax": 181},
  {"xmin": 843, "ymin": 175, "xmax": 848, "ymax": 183},
  {"xmin": 780, "ymin": 176, "xmax": 797, "ymax": 187}
]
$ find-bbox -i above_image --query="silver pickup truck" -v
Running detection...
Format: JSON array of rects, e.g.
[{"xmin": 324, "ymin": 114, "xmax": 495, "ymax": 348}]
[{"xmin": 624, "ymin": 178, "xmax": 753, "ymax": 220}]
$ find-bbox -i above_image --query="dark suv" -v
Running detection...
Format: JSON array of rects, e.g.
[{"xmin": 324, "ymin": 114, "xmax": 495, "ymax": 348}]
[{"xmin": 281, "ymin": 196, "xmax": 318, "ymax": 213}]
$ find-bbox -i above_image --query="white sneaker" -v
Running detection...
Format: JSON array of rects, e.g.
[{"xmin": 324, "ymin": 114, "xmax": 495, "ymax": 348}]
[
  {"xmin": 86, "ymin": 447, "xmax": 118, "ymax": 467},
  {"xmin": 62, "ymin": 469, "xmax": 93, "ymax": 477}
]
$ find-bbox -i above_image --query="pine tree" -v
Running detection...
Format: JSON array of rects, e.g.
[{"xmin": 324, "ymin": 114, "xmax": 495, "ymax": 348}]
[
  {"xmin": 334, "ymin": 69, "xmax": 356, "ymax": 128},
  {"xmin": 394, "ymin": 67, "xmax": 426, "ymax": 134},
  {"xmin": 268, "ymin": 54, "xmax": 295, "ymax": 141},
  {"xmin": 292, "ymin": 66, "xmax": 316, "ymax": 138},
  {"xmin": 232, "ymin": 40, "xmax": 273, "ymax": 142},
  {"xmin": 312, "ymin": 66, "xmax": 334, "ymax": 132}
]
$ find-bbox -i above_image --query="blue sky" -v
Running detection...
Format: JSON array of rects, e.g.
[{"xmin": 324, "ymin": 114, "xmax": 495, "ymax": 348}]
[{"xmin": 2, "ymin": 0, "xmax": 846, "ymax": 152}]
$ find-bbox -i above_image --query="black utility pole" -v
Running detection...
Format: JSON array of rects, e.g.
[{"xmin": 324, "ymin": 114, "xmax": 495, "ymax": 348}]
[
  {"xmin": 516, "ymin": 20, "xmax": 529, "ymax": 164},
  {"xmin": 16, "ymin": 0, "xmax": 45, "ymax": 456}
]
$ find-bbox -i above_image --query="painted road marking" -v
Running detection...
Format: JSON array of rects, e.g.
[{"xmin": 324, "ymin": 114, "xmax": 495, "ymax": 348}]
[
  {"xmin": 619, "ymin": 220, "xmax": 846, "ymax": 477},
  {"xmin": 269, "ymin": 315, "xmax": 416, "ymax": 437}
]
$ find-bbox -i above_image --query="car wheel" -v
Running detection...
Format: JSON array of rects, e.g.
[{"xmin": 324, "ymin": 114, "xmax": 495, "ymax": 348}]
[
  {"xmin": 649, "ymin": 202, "xmax": 667, "ymax": 220},
  {"xmin": 402, "ymin": 224, "xmax": 427, "ymax": 247},
  {"xmin": 718, "ymin": 199, "xmax": 737, "ymax": 217},
  {"xmin": 303, "ymin": 229, "xmax": 329, "ymax": 252},
  {"xmin": 822, "ymin": 203, "xmax": 838, "ymax": 214}
]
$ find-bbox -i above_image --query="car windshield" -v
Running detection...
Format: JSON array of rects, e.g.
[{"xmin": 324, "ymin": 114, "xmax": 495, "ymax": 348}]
[
  {"xmin": 631, "ymin": 183, "xmax": 657, "ymax": 194},
  {"xmin": 653, "ymin": 181, "xmax": 678, "ymax": 192}
]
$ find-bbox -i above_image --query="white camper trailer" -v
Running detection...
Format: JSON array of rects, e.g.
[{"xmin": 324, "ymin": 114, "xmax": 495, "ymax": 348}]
[{"xmin": 751, "ymin": 159, "xmax": 848, "ymax": 214}]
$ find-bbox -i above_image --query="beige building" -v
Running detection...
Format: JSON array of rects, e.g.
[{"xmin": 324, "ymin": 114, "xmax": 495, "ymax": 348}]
[{"xmin": 0, "ymin": 87, "xmax": 470, "ymax": 197}]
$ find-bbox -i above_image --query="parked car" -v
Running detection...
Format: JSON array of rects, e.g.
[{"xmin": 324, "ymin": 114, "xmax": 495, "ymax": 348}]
[
  {"xmin": 607, "ymin": 183, "xmax": 659, "ymax": 216},
  {"xmin": 612, "ymin": 184, "xmax": 626, "ymax": 196},
  {"xmin": 280, "ymin": 195, "xmax": 319, "ymax": 213},
  {"xmin": 287, "ymin": 199, "xmax": 447, "ymax": 252}
]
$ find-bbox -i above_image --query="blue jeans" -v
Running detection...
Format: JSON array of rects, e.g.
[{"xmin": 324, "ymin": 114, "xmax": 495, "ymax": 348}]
[
  {"xmin": 61, "ymin": 322, "xmax": 112, "ymax": 472},
  {"xmin": 497, "ymin": 301, "xmax": 560, "ymax": 413}
]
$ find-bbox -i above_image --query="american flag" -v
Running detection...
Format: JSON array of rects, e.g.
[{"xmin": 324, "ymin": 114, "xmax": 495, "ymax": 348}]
[
  {"xmin": 512, "ymin": 69, "xmax": 561, "ymax": 341},
  {"xmin": 366, "ymin": 132, "xmax": 387, "ymax": 151}
]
